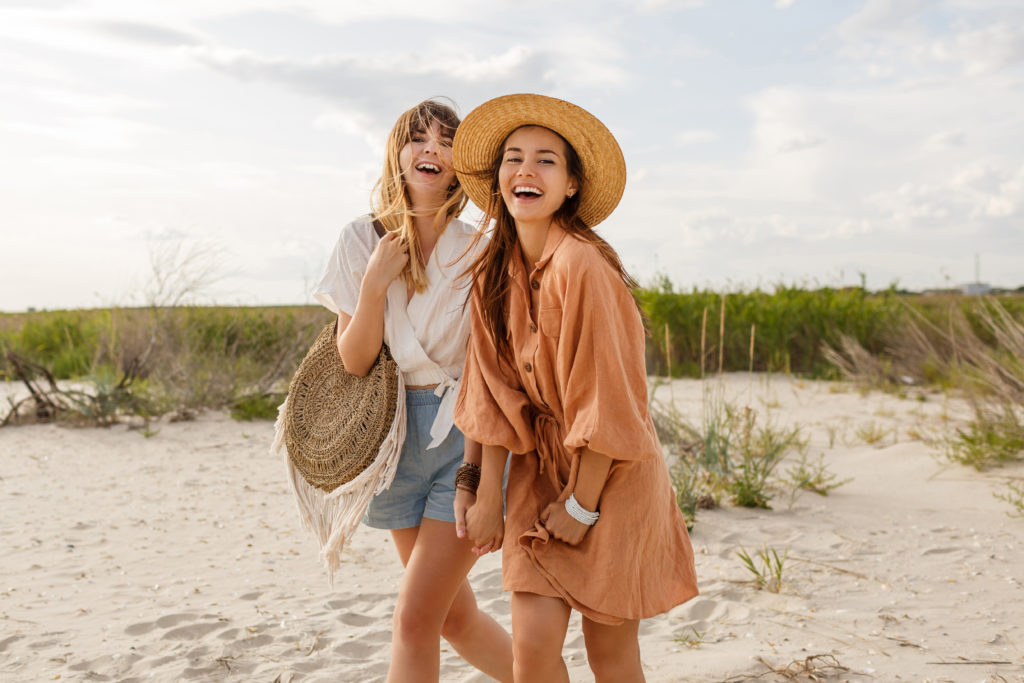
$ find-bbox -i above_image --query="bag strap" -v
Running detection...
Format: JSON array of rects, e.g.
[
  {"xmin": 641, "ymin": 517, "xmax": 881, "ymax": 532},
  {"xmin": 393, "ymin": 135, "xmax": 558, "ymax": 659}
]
[{"xmin": 371, "ymin": 218, "xmax": 386, "ymax": 239}]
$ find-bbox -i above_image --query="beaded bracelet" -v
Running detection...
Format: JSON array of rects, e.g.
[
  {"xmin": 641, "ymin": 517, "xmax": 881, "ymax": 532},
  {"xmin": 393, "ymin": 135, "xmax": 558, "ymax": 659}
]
[
  {"xmin": 454, "ymin": 462, "xmax": 481, "ymax": 494},
  {"xmin": 565, "ymin": 493, "xmax": 600, "ymax": 526}
]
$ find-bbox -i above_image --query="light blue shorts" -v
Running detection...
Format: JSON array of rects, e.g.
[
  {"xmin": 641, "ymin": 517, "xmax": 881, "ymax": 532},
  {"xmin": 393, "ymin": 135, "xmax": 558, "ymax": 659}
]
[{"xmin": 364, "ymin": 388, "xmax": 462, "ymax": 530}]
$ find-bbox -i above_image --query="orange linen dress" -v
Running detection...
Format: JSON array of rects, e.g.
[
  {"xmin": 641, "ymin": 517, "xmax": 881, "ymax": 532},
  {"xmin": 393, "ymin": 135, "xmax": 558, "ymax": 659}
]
[{"xmin": 454, "ymin": 225, "xmax": 698, "ymax": 624}]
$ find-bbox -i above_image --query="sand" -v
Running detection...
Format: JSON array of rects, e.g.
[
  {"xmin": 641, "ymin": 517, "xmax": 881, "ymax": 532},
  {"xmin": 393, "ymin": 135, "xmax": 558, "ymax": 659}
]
[{"xmin": 1, "ymin": 375, "xmax": 1023, "ymax": 682}]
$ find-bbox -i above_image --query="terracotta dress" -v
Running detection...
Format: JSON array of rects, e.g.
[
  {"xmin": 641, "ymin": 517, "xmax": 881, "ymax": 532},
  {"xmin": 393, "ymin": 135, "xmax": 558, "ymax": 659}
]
[{"xmin": 454, "ymin": 225, "xmax": 698, "ymax": 624}]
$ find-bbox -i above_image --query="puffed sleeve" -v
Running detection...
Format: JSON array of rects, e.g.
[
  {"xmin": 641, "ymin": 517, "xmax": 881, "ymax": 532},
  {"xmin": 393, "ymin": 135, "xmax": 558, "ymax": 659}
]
[
  {"xmin": 454, "ymin": 286, "xmax": 536, "ymax": 455},
  {"xmin": 312, "ymin": 220, "xmax": 373, "ymax": 316},
  {"xmin": 557, "ymin": 253, "xmax": 658, "ymax": 462}
]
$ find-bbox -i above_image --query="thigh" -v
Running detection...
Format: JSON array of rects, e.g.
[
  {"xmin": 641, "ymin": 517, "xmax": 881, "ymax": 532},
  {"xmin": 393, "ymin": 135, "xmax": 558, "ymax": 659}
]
[
  {"xmin": 511, "ymin": 591, "xmax": 571, "ymax": 650},
  {"xmin": 394, "ymin": 518, "xmax": 479, "ymax": 622},
  {"xmin": 581, "ymin": 615, "xmax": 641, "ymax": 655}
]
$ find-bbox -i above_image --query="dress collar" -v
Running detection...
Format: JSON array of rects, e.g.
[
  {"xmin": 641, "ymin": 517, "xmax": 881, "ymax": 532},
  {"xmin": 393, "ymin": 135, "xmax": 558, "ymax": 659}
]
[{"xmin": 507, "ymin": 222, "xmax": 569, "ymax": 278}]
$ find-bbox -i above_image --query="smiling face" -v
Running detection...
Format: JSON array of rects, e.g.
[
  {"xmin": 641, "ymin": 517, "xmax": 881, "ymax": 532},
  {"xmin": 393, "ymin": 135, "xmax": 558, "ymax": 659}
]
[
  {"xmin": 498, "ymin": 126, "xmax": 578, "ymax": 228},
  {"xmin": 398, "ymin": 119, "xmax": 456, "ymax": 206}
]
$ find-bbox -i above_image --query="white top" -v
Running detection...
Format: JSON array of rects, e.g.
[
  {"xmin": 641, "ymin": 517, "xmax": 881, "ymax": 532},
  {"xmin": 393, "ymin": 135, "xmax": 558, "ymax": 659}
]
[{"xmin": 313, "ymin": 214, "xmax": 484, "ymax": 448}]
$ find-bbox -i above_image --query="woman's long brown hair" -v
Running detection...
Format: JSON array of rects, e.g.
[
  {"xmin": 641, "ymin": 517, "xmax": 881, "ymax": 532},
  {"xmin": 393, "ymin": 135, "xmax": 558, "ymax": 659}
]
[
  {"xmin": 372, "ymin": 99, "xmax": 468, "ymax": 294},
  {"xmin": 466, "ymin": 127, "xmax": 638, "ymax": 368}
]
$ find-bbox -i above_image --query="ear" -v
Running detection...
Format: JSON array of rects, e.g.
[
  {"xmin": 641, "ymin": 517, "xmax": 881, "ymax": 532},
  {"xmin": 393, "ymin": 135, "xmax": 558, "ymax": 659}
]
[{"xmin": 566, "ymin": 183, "xmax": 578, "ymax": 199}]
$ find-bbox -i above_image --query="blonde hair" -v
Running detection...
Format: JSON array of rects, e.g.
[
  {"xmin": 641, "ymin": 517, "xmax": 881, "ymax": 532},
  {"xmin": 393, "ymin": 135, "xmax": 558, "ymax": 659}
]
[{"xmin": 371, "ymin": 99, "xmax": 468, "ymax": 294}]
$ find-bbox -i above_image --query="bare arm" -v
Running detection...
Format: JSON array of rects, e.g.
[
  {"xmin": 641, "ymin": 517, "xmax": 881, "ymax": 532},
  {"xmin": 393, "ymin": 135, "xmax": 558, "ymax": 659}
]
[
  {"xmin": 335, "ymin": 231, "xmax": 408, "ymax": 375},
  {"xmin": 464, "ymin": 444, "xmax": 509, "ymax": 554},
  {"xmin": 540, "ymin": 446, "xmax": 612, "ymax": 546},
  {"xmin": 453, "ymin": 437, "xmax": 482, "ymax": 540}
]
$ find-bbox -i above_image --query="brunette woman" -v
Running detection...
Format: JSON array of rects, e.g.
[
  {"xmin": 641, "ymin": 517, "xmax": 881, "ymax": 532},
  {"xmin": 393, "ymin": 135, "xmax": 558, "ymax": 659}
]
[{"xmin": 452, "ymin": 94, "xmax": 698, "ymax": 682}]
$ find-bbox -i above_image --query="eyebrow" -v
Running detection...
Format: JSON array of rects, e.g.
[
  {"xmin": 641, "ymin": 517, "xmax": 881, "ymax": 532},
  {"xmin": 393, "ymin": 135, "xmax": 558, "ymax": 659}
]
[{"xmin": 504, "ymin": 146, "xmax": 562, "ymax": 156}]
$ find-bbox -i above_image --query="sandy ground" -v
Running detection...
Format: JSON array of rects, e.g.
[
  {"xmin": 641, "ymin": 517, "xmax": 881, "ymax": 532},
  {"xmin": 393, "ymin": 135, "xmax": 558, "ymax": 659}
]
[{"xmin": 1, "ymin": 375, "xmax": 1023, "ymax": 682}]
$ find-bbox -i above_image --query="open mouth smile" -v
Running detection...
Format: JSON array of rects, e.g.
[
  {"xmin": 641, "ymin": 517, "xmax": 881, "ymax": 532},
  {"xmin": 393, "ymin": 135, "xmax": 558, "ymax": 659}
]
[
  {"xmin": 513, "ymin": 185, "xmax": 543, "ymax": 199},
  {"xmin": 415, "ymin": 162, "xmax": 442, "ymax": 174}
]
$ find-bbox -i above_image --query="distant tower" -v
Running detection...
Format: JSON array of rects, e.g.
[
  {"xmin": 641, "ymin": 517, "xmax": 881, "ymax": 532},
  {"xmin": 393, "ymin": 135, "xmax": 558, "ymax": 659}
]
[{"xmin": 963, "ymin": 252, "xmax": 990, "ymax": 296}]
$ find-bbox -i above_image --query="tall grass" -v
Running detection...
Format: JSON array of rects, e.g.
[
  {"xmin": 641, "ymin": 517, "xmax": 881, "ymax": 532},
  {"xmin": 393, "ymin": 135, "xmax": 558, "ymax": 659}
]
[
  {"xmin": 1, "ymin": 306, "xmax": 331, "ymax": 424},
  {"xmin": 637, "ymin": 278, "xmax": 905, "ymax": 378},
  {"xmin": 825, "ymin": 296, "xmax": 1024, "ymax": 472}
]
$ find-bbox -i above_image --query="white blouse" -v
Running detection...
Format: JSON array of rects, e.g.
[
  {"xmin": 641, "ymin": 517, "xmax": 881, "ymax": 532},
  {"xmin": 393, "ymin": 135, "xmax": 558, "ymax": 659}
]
[{"xmin": 313, "ymin": 214, "xmax": 484, "ymax": 448}]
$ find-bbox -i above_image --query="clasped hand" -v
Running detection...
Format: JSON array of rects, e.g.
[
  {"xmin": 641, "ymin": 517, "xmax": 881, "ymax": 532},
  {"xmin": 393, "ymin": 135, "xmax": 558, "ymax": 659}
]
[
  {"xmin": 539, "ymin": 501, "xmax": 590, "ymax": 546},
  {"xmin": 458, "ymin": 493, "xmax": 505, "ymax": 557}
]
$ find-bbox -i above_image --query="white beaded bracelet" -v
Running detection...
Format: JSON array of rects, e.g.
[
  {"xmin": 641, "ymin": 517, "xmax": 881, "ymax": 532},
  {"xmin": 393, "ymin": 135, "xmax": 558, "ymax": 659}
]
[{"xmin": 565, "ymin": 493, "xmax": 600, "ymax": 526}]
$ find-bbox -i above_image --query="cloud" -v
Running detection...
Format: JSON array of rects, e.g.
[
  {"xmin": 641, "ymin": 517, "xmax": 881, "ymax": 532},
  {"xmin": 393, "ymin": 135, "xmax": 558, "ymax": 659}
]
[
  {"xmin": 184, "ymin": 43, "xmax": 559, "ymax": 127},
  {"xmin": 676, "ymin": 129, "xmax": 718, "ymax": 145},
  {"xmin": 92, "ymin": 21, "xmax": 204, "ymax": 47}
]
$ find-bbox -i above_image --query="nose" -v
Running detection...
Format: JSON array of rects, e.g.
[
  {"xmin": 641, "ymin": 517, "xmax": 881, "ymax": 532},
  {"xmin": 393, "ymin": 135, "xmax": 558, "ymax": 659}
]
[
  {"xmin": 516, "ymin": 161, "xmax": 535, "ymax": 177},
  {"xmin": 422, "ymin": 135, "xmax": 438, "ymax": 155}
]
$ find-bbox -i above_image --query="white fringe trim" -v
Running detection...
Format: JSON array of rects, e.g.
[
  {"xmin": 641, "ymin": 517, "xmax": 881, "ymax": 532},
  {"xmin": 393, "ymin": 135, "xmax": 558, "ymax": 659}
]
[{"xmin": 272, "ymin": 373, "xmax": 406, "ymax": 585}]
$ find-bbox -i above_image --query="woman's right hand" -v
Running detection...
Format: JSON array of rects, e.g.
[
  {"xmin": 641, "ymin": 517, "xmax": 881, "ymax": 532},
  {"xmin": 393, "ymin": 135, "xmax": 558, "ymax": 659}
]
[
  {"xmin": 362, "ymin": 231, "xmax": 409, "ymax": 296},
  {"xmin": 465, "ymin": 495, "xmax": 505, "ymax": 556}
]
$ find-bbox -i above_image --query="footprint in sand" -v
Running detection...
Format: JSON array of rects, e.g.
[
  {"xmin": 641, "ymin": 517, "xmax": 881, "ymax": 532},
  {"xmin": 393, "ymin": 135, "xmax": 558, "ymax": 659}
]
[
  {"xmin": 161, "ymin": 621, "xmax": 224, "ymax": 640},
  {"xmin": 0, "ymin": 635, "xmax": 24, "ymax": 653}
]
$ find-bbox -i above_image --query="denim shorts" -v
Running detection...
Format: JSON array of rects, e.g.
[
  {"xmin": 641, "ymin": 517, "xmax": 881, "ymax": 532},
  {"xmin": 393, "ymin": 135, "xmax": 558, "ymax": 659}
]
[{"xmin": 364, "ymin": 388, "xmax": 463, "ymax": 530}]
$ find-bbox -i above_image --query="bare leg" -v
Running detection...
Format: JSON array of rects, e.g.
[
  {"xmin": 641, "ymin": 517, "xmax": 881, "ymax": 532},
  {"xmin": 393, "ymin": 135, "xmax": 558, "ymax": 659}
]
[
  {"xmin": 510, "ymin": 591, "xmax": 572, "ymax": 683},
  {"xmin": 582, "ymin": 615, "xmax": 644, "ymax": 683},
  {"xmin": 387, "ymin": 519, "xmax": 513, "ymax": 683}
]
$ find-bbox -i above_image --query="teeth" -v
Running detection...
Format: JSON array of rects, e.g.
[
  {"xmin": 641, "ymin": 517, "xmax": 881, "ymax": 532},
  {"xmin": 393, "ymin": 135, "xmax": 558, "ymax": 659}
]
[
  {"xmin": 514, "ymin": 185, "xmax": 542, "ymax": 195},
  {"xmin": 416, "ymin": 163, "xmax": 440, "ymax": 173}
]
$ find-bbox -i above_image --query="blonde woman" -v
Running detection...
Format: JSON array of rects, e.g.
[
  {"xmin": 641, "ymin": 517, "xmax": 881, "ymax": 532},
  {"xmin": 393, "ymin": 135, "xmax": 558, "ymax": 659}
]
[
  {"xmin": 312, "ymin": 99, "xmax": 512, "ymax": 682},
  {"xmin": 453, "ymin": 94, "xmax": 698, "ymax": 682}
]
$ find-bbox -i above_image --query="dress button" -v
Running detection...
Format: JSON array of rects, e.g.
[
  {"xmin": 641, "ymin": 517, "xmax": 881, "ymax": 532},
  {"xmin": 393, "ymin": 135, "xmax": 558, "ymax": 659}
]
[
  {"xmin": 529, "ymin": 322, "xmax": 537, "ymax": 333},
  {"xmin": 524, "ymin": 362, "xmax": 533, "ymax": 372},
  {"xmin": 530, "ymin": 279, "xmax": 540, "ymax": 290}
]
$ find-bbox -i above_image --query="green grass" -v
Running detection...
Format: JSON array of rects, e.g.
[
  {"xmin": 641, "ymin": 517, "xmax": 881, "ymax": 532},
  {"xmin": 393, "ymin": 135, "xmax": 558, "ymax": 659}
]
[
  {"xmin": 737, "ymin": 545, "xmax": 787, "ymax": 593},
  {"xmin": 1, "ymin": 305, "xmax": 331, "ymax": 424}
]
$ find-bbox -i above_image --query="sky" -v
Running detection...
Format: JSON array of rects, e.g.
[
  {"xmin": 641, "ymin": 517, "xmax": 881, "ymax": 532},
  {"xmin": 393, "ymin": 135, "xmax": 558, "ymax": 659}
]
[{"xmin": 1, "ymin": 0, "xmax": 1022, "ymax": 312}]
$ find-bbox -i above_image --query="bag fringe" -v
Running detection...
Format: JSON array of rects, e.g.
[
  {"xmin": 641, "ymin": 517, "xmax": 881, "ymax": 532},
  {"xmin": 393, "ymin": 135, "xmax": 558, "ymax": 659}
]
[{"xmin": 272, "ymin": 374, "xmax": 406, "ymax": 585}]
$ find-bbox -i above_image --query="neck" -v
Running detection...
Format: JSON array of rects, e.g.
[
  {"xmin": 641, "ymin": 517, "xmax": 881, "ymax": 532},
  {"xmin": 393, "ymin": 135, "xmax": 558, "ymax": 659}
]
[{"xmin": 516, "ymin": 217, "xmax": 554, "ymax": 271}]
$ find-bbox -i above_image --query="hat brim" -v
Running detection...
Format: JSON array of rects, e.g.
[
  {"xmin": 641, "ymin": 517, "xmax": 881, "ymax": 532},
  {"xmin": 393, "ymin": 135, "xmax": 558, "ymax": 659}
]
[{"xmin": 453, "ymin": 94, "xmax": 626, "ymax": 228}]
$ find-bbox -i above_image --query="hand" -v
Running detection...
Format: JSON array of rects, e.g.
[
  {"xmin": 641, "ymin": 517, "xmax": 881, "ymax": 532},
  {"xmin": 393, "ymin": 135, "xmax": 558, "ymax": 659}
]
[
  {"xmin": 539, "ymin": 501, "xmax": 590, "ymax": 546},
  {"xmin": 362, "ymin": 231, "xmax": 409, "ymax": 296},
  {"xmin": 465, "ymin": 495, "xmax": 505, "ymax": 556},
  {"xmin": 454, "ymin": 487, "xmax": 475, "ymax": 540}
]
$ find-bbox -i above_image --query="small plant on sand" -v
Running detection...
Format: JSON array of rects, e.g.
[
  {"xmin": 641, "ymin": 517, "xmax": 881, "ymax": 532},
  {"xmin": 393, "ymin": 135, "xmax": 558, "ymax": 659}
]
[
  {"xmin": 737, "ymin": 544, "xmax": 787, "ymax": 593},
  {"xmin": 727, "ymin": 408, "xmax": 802, "ymax": 509},
  {"xmin": 230, "ymin": 391, "xmax": 287, "ymax": 421},
  {"xmin": 994, "ymin": 481, "xmax": 1024, "ymax": 518},
  {"xmin": 783, "ymin": 453, "xmax": 852, "ymax": 506},
  {"xmin": 944, "ymin": 403, "xmax": 1024, "ymax": 470},
  {"xmin": 854, "ymin": 420, "xmax": 888, "ymax": 446},
  {"xmin": 669, "ymin": 454, "xmax": 719, "ymax": 530},
  {"xmin": 674, "ymin": 626, "xmax": 707, "ymax": 649}
]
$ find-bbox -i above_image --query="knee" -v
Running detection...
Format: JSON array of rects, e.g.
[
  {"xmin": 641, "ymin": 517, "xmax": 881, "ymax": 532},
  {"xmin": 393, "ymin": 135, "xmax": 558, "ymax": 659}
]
[
  {"xmin": 392, "ymin": 597, "xmax": 442, "ymax": 646},
  {"xmin": 513, "ymin": 631, "xmax": 562, "ymax": 669},
  {"xmin": 587, "ymin": 642, "xmax": 641, "ymax": 681},
  {"xmin": 439, "ymin": 601, "xmax": 473, "ymax": 643}
]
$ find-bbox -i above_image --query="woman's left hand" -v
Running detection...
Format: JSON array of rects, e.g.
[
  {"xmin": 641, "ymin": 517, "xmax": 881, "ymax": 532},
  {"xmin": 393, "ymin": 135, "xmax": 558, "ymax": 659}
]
[{"xmin": 539, "ymin": 501, "xmax": 590, "ymax": 546}]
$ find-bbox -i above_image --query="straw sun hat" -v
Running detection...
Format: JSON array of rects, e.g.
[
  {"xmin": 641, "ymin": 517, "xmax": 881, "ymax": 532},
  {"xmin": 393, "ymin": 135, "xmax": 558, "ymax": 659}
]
[{"xmin": 453, "ymin": 93, "xmax": 626, "ymax": 228}]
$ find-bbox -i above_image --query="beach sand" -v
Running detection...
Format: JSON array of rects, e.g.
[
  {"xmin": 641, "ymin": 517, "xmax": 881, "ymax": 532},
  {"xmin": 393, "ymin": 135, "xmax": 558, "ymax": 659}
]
[{"xmin": 2, "ymin": 375, "xmax": 1022, "ymax": 682}]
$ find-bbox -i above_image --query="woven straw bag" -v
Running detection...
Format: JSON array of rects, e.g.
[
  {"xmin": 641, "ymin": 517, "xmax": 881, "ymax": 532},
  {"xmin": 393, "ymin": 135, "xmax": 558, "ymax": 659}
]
[{"xmin": 283, "ymin": 320, "xmax": 399, "ymax": 492}]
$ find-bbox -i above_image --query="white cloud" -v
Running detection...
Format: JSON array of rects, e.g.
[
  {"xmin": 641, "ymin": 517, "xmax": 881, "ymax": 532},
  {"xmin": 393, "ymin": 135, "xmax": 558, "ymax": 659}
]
[{"xmin": 676, "ymin": 129, "xmax": 718, "ymax": 145}]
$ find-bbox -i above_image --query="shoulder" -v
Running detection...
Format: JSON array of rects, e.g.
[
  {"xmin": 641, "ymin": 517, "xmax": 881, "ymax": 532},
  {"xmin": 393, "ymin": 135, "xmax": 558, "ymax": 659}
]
[
  {"xmin": 550, "ymin": 231, "xmax": 617, "ymax": 280},
  {"xmin": 447, "ymin": 217, "xmax": 486, "ymax": 244},
  {"xmin": 335, "ymin": 215, "xmax": 377, "ymax": 252}
]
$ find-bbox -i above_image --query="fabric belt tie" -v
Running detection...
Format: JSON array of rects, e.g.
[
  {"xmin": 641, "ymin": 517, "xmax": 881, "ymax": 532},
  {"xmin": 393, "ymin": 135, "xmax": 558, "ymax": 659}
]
[
  {"xmin": 532, "ymin": 412, "xmax": 580, "ymax": 501},
  {"xmin": 426, "ymin": 375, "xmax": 461, "ymax": 449}
]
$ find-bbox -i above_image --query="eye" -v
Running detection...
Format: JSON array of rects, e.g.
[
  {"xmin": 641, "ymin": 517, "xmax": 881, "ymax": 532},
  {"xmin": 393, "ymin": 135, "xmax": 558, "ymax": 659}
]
[{"xmin": 504, "ymin": 155, "xmax": 522, "ymax": 164}]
